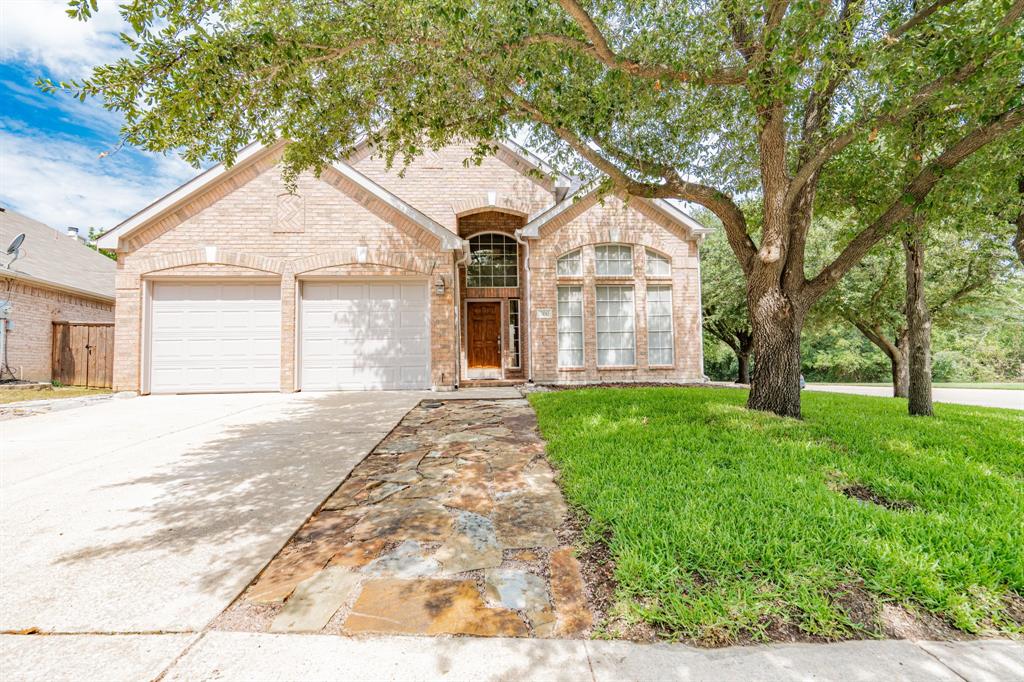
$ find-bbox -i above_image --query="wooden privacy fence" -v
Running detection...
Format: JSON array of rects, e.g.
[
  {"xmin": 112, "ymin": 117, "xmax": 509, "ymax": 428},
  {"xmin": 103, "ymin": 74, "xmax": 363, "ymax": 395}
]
[{"xmin": 51, "ymin": 322, "xmax": 114, "ymax": 389}]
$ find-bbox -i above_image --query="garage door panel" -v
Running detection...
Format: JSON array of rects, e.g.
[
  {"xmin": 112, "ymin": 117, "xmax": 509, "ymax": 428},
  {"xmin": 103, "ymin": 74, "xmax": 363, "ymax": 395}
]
[
  {"xmin": 150, "ymin": 282, "xmax": 281, "ymax": 393},
  {"xmin": 301, "ymin": 280, "xmax": 430, "ymax": 391}
]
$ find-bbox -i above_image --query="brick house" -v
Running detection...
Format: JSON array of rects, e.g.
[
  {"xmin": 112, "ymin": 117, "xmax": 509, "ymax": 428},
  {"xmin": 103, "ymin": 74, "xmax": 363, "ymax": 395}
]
[
  {"xmin": 0, "ymin": 207, "xmax": 116, "ymax": 382},
  {"xmin": 96, "ymin": 140, "xmax": 711, "ymax": 394}
]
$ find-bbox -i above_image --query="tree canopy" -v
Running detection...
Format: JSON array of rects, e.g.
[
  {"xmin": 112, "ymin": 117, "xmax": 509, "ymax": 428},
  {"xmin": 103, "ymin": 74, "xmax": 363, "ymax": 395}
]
[{"xmin": 55, "ymin": 0, "xmax": 1024, "ymax": 415}]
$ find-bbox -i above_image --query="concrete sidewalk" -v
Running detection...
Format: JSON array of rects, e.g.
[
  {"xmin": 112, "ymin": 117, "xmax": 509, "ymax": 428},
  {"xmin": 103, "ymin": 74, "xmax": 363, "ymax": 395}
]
[
  {"xmin": 806, "ymin": 384, "xmax": 1023, "ymax": 410},
  {"xmin": 1, "ymin": 632, "xmax": 1020, "ymax": 681},
  {"xmin": 0, "ymin": 391, "xmax": 426, "ymax": 633}
]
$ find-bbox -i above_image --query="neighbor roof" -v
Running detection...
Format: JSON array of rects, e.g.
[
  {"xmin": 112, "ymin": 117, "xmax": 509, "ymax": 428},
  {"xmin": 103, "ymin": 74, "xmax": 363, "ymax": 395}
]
[{"xmin": 0, "ymin": 207, "xmax": 116, "ymax": 302}]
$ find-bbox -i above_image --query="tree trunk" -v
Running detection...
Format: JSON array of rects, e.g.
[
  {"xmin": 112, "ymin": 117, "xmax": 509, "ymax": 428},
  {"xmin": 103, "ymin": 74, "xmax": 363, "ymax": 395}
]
[
  {"xmin": 747, "ymin": 289, "xmax": 804, "ymax": 418},
  {"xmin": 903, "ymin": 234, "xmax": 933, "ymax": 416},
  {"xmin": 893, "ymin": 332, "xmax": 909, "ymax": 398},
  {"xmin": 736, "ymin": 352, "xmax": 750, "ymax": 384}
]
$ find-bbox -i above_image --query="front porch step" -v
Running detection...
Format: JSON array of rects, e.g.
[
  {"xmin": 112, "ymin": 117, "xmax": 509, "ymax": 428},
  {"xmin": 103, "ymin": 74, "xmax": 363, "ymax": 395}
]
[{"xmin": 458, "ymin": 379, "xmax": 523, "ymax": 388}]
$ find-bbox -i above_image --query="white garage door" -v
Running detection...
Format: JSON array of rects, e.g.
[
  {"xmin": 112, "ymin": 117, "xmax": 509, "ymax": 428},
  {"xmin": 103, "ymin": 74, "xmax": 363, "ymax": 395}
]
[
  {"xmin": 150, "ymin": 282, "xmax": 281, "ymax": 393},
  {"xmin": 301, "ymin": 280, "xmax": 430, "ymax": 390}
]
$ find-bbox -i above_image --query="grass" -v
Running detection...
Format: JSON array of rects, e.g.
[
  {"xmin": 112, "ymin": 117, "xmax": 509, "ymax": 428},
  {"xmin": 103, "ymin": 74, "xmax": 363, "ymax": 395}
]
[
  {"xmin": 529, "ymin": 387, "xmax": 1023, "ymax": 644},
  {"xmin": 0, "ymin": 386, "xmax": 112, "ymax": 404},
  {"xmin": 813, "ymin": 382, "xmax": 1023, "ymax": 390}
]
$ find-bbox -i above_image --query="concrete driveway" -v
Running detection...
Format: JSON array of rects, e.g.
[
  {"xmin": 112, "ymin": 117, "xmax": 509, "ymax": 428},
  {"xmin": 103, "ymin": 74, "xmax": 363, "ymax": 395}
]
[
  {"xmin": 806, "ymin": 384, "xmax": 1023, "ymax": 410},
  {"xmin": 0, "ymin": 391, "xmax": 424, "ymax": 634}
]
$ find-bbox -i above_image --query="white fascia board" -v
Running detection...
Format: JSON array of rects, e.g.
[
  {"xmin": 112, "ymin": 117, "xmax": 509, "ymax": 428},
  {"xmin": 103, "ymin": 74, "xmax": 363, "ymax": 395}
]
[
  {"xmin": 647, "ymin": 199, "xmax": 715, "ymax": 237},
  {"xmin": 329, "ymin": 161, "xmax": 462, "ymax": 251},
  {"xmin": 495, "ymin": 139, "xmax": 579, "ymax": 187},
  {"xmin": 517, "ymin": 190, "xmax": 715, "ymax": 241},
  {"xmin": 517, "ymin": 189, "xmax": 586, "ymax": 239},
  {"xmin": 96, "ymin": 142, "xmax": 272, "ymax": 249}
]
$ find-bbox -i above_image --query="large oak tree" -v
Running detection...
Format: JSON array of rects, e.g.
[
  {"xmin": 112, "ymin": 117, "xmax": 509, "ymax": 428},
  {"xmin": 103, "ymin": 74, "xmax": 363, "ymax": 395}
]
[{"xmin": 58, "ymin": 0, "xmax": 1024, "ymax": 416}]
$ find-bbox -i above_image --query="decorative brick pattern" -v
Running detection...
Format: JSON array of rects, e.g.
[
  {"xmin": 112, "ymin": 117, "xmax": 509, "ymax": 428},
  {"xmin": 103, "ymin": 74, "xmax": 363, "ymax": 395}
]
[{"xmin": 274, "ymin": 193, "xmax": 305, "ymax": 233}]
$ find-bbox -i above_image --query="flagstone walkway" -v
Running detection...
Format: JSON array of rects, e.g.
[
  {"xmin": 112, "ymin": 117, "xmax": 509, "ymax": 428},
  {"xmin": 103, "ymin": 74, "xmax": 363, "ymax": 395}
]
[{"xmin": 215, "ymin": 398, "xmax": 594, "ymax": 638}]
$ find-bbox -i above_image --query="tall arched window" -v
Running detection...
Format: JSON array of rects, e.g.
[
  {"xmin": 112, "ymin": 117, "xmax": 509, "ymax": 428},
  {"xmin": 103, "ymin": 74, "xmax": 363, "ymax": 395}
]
[{"xmin": 467, "ymin": 233, "xmax": 518, "ymax": 287}]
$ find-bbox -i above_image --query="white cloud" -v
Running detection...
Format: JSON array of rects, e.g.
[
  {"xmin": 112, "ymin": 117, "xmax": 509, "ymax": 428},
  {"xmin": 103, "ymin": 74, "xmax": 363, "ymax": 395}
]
[
  {"xmin": 0, "ymin": 124, "xmax": 197, "ymax": 231},
  {"xmin": 0, "ymin": 0, "xmax": 128, "ymax": 78}
]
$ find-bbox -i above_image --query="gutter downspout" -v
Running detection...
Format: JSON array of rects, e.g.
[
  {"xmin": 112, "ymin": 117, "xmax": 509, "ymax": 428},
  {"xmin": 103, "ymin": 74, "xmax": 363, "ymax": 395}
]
[
  {"xmin": 695, "ymin": 235, "xmax": 709, "ymax": 382},
  {"xmin": 512, "ymin": 229, "xmax": 533, "ymax": 383},
  {"xmin": 453, "ymin": 240, "xmax": 472, "ymax": 389}
]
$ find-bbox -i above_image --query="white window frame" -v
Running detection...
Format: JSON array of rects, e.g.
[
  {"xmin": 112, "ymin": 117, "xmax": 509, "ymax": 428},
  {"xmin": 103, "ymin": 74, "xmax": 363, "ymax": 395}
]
[
  {"xmin": 556, "ymin": 249, "xmax": 583, "ymax": 277},
  {"xmin": 466, "ymin": 232, "xmax": 519, "ymax": 288},
  {"xmin": 595, "ymin": 244, "xmax": 633, "ymax": 277},
  {"xmin": 508, "ymin": 298, "xmax": 521, "ymax": 369},
  {"xmin": 595, "ymin": 285, "xmax": 636, "ymax": 367},
  {"xmin": 556, "ymin": 285, "xmax": 584, "ymax": 368},
  {"xmin": 646, "ymin": 284, "xmax": 675, "ymax": 367},
  {"xmin": 645, "ymin": 249, "xmax": 672, "ymax": 278}
]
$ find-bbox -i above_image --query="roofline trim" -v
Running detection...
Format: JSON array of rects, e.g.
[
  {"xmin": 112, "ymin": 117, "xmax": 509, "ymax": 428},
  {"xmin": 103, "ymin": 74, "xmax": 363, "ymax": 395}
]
[
  {"xmin": 516, "ymin": 188, "xmax": 714, "ymax": 240},
  {"xmin": 326, "ymin": 161, "xmax": 462, "ymax": 250},
  {"xmin": 1, "ymin": 268, "xmax": 115, "ymax": 303},
  {"xmin": 96, "ymin": 142, "xmax": 276, "ymax": 249},
  {"xmin": 97, "ymin": 141, "xmax": 463, "ymax": 251}
]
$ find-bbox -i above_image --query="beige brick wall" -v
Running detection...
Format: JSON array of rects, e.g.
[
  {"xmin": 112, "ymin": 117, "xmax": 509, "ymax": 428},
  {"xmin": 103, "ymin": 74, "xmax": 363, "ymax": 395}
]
[
  {"xmin": 112, "ymin": 143, "xmax": 704, "ymax": 393},
  {"xmin": 527, "ymin": 194, "xmax": 704, "ymax": 384},
  {"xmin": 356, "ymin": 143, "xmax": 555, "ymax": 232},
  {"xmin": 1, "ymin": 277, "xmax": 113, "ymax": 382},
  {"xmin": 114, "ymin": 152, "xmax": 455, "ymax": 393}
]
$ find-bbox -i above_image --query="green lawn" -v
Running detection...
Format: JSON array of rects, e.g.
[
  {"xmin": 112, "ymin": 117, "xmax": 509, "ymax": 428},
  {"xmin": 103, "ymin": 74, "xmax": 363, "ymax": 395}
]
[{"xmin": 529, "ymin": 387, "xmax": 1023, "ymax": 643}]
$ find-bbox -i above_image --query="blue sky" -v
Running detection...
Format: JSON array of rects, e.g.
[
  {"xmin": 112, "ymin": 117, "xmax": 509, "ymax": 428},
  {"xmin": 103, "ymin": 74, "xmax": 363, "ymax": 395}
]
[{"xmin": 0, "ymin": 0, "xmax": 197, "ymax": 233}]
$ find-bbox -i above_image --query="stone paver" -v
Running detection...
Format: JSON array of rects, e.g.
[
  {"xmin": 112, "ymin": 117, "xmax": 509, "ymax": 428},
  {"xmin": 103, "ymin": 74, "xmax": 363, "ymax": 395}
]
[
  {"xmin": 344, "ymin": 579, "xmax": 530, "ymax": 637},
  {"xmin": 549, "ymin": 548, "xmax": 593, "ymax": 637},
  {"xmin": 269, "ymin": 567, "xmax": 361, "ymax": 632},
  {"xmin": 224, "ymin": 398, "xmax": 592, "ymax": 638}
]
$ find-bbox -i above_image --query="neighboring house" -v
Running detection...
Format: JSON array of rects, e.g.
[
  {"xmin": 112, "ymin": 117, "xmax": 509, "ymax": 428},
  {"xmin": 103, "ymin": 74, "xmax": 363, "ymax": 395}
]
[
  {"xmin": 0, "ymin": 207, "xmax": 116, "ymax": 382},
  {"xmin": 96, "ymin": 140, "xmax": 711, "ymax": 394}
]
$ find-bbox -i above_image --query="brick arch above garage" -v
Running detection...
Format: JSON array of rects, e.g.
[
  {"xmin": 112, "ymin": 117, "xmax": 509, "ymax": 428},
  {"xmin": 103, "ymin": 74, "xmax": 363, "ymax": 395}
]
[
  {"xmin": 129, "ymin": 248, "xmax": 285, "ymax": 276},
  {"xmin": 291, "ymin": 249, "xmax": 439, "ymax": 276}
]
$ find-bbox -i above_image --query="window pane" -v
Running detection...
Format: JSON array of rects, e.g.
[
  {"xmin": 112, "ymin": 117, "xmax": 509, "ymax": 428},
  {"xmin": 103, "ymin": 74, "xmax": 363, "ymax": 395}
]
[
  {"xmin": 557, "ymin": 249, "xmax": 582, "ymax": 276},
  {"xmin": 596, "ymin": 285, "xmax": 635, "ymax": 366},
  {"xmin": 595, "ymin": 244, "xmax": 633, "ymax": 276},
  {"xmin": 467, "ymin": 233, "xmax": 518, "ymax": 287},
  {"xmin": 646, "ymin": 285, "xmax": 674, "ymax": 365},
  {"xmin": 508, "ymin": 299, "xmax": 521, "ymax": 368},
  {"xmin": 645, "ymin": 249, "xmax": 671, "ymax": 277},
  {"xmin": 557, "ymin": 286, "xmax": 584, "ymax": 367}
]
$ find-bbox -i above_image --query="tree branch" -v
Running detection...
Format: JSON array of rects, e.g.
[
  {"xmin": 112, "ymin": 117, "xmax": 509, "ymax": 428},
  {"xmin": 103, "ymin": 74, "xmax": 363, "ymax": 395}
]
[
  {"xmin": 507, "ymin": 90, "xmax": 757, "ymax": 273},
  {"xmin": 786, "ymin": 0, "xmax": 1023, "ymax": 209},
  {"xmin": 1015, "ymin": 175, "xmax": 1024, "ymax": 265},
  {"xmin": 887, "ymin": 0, "xmax": 960, "ymax": 41},
  {"xmin": 804, "ymin": 105, "xmax": 1024, "ymax": 304},
  {"xmin": 548, "ymin": 0, "xmax": 746, "ymax": 84}
]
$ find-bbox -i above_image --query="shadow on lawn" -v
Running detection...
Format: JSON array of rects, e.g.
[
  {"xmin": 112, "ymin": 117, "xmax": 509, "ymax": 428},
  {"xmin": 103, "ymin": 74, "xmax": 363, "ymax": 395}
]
[{"xmin": 55, "ymin": 392, "xmax": 415, "ymax": 595}]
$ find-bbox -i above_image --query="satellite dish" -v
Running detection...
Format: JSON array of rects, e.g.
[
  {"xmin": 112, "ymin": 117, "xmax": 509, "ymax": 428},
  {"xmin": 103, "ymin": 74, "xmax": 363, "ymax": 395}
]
[
  {"xmin": 5, "ymin": 233, "xmax": 25, "ymax": 268},
  {"xmin": 6, "ymin": 233, "xmax": 25, "ymax": 255}
]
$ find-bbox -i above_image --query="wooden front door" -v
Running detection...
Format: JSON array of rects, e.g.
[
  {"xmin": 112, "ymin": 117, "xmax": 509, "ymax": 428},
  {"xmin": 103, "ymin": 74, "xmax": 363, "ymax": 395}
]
[{"xmin": 467, "ymin": 302, "xmax": 502, "ymax": 368}]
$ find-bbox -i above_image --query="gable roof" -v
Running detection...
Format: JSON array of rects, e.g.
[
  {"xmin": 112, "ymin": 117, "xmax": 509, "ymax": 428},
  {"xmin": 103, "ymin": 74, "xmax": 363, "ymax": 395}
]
[
  {"xmin": 517, "ymin": 187, "xmax": 713, "ymax": 240},
  {"xmin": 0, "ymin": 207, "xmax": 116, "ymax": 302},
  {"xmin": 95, "ymin": 142, "xmax": 462, "ymax": 251}
]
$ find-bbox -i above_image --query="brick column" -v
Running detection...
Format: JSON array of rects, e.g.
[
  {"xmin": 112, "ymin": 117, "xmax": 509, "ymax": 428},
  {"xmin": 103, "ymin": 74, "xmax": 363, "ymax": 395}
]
[
  {"xmin": 279, "ymin": 271, "xmax": 297, "ymax": 392},
  {"xmin": 113, "ymin": 271, "xmax": 142, "ymax": 392}
]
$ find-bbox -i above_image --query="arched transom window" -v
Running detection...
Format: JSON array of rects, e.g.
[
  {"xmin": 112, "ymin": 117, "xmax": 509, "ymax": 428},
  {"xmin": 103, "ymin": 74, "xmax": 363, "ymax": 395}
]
[{"xmin": 467, "ymin": 233, "xmax": 518, "ymax": 287}]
